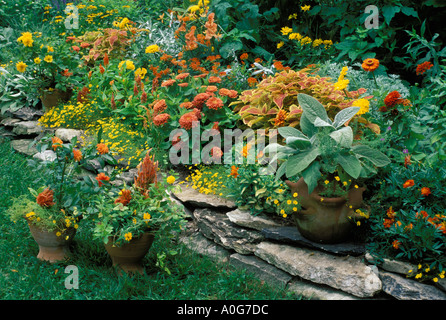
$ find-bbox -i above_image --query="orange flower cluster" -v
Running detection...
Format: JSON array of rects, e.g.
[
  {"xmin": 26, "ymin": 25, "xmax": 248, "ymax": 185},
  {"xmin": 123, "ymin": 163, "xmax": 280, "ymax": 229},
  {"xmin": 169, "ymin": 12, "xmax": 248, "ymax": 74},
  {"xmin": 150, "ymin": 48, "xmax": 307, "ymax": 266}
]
[
  {"xmin": 134, "ymin": 149, "xmax": 158, "ymax": 197},
  {"xmin": 379, "ymin": 90, "xmax": 411, "ymax": 114},
  {"xmin": 115, "ymin": 189, "xmax": 132, "ymax": 206},
  {"xmin": 96, "ymin": 172, "xmax": 110, "ymax": 187},
  {"xmin": 274, "ymin": 109, "xmax": 288, "ymax": 127},
  {"xmin": 416, "ymin": 61, "xmax": 433, "ymax": 76},
  {"xmin": 36, "ymin": 188, "xmax": 55, "ymax": 208},
  {"xmin": 97, "ymin": 143, "xmax": 109, "ymax": 155},
  {"xmin": 73, "ymin": 149, "xmax": 82, "ymax": 162},
  {"xmin": 52, "ymin": 136, "xmax": 63, "ymax": 151},
  {"xmin": 230, "ymin": 165, "xmax": 239, "ymax": 178},
  {"xmin": 153, "ymin": 113, "xmax": 170, "ymax": 126}
]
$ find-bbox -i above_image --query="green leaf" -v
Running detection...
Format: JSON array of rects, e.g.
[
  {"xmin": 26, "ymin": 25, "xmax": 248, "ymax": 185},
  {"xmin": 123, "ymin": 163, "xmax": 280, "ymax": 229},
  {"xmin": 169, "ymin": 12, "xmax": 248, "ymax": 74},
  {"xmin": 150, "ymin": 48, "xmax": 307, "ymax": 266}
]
[
  {"xmin": 329, "ymin": 126, "xmax": 353, "ymax": 148},
  {"xmin": 336, "ymin": 153, "xmax": 362, "ymax": 179},
  {"xmin": 278, "ymin": 126, "xmax": 307, "ymax": 139},
  {"xmin": 297, "ymin": 93, "xmax": 329, "ymax": 124},
  {"xmin": 285, "ymin": 147, "xmax": 320, "ymax": 178},
  {"xmin": 382, "ymin": 5, "xmax": 401, "ymax": 25},
  {"xmin": 332, "ymin": 107, "xmax": 359, "ymax": 128},
  {"xmin": 299, "ymin": 113, "xmax": 318, "ymax": 137},
  {"xmin": 219, "ymin": 40, "xmax": 243, "ymax": 59},
  {"xmin": 285, "ymin": 136, "xmax": 311, "ymax": 150},
  {"xmin": 352, "ymin": 145, "xmax": 391, "ymax": 167},
  {"xmin": 301, "ymin": 161, "xmax": 321, "ymax": 194}
]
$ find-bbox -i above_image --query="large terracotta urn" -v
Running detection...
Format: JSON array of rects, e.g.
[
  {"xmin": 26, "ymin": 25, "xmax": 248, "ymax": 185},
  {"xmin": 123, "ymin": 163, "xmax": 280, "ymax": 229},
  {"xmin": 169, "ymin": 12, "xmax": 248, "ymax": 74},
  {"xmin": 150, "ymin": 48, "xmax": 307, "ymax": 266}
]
[{"xmin": 286, "ymin": 178, "xmax": 367, "ymax": 244}]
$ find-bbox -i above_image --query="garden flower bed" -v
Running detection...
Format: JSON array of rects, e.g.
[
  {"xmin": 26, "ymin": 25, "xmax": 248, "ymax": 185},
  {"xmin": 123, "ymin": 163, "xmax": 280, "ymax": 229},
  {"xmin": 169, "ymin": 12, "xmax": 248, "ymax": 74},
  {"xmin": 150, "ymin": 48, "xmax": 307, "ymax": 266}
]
[{"xmin": 1, "ymin": 0, "xmax": 446, "ymax": 302}]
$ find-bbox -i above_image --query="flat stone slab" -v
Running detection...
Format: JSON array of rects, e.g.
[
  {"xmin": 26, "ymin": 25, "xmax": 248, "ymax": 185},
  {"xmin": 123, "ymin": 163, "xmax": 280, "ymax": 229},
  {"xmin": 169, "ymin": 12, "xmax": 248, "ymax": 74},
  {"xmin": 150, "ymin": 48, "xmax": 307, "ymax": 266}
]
[
  {"xmin": 193, "ymin": 208, "xmax": 264, "ymax": 255},
  {"xmin": 261, "ymin": 226, "xmax": 365, "ymax": 256},
  {"xmin": 180, "ymin": 231, "xmax": 231, "ymax": 263},
  {"xmin": 54, "ymin": 128, "xmax": 84, "ymax": 142},
  {"xmin": 226, "ymin": 209, "xmax": 285, "ymax": 231},
  {"xmin": 380, "ymin": 271, "xmax": 446, "ymax": 300},
  {"xmin": 11, "ymin": 121, "xmax": 45, "ymax": 136},
  {"xmin": 287, "ymin": 279, "xmax": 361, "ymax": 300},
  {"xmin": 255, "ymin": 241, "xmax": 382, "ymax": 298},
  {"xmin": 173, "ymin": 185, "xmax": 236, "ymax": 210},
  {"xmin": 10, "ymin": 139, "xmax": 37, "ymax": 156}
]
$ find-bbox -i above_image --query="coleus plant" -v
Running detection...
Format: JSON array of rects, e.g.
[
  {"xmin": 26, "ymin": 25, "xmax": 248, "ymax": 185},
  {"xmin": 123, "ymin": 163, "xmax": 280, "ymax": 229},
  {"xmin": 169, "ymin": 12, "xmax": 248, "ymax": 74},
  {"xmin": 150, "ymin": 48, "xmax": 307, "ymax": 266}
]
[
  {"xmin": 264, "ymin": 93, "xmax": 390, "ymax": 194},
  {"xmin": 231, "ymin": 68, "xmax": 379, "ymax": 134}
]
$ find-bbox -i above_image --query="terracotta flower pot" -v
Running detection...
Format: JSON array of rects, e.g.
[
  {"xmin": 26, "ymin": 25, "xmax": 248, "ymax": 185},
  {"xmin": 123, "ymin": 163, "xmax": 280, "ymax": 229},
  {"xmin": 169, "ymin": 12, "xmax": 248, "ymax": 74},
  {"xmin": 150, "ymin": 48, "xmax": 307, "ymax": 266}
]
[
  {"xmin": 105, "ymin": 232, "xmax": 155, "ymax": 275},
  {"xmin": 286, "ymin": 178, "xmax": 367, "ymax": 244},
  {"xmin": 41, "ymin": 89, "xmax": 72, "ymax": 112},
  {"xmin": 27, "ymin": 221, "xmax": 76, "ymax": 263}
]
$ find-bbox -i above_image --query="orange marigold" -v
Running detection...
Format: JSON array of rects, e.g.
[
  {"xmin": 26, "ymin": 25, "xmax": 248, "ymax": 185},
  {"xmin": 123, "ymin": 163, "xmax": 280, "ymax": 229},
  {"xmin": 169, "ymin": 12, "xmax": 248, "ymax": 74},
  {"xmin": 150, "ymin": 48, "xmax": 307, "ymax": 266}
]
[
  {"xmin": 97, "ymin": 143, "xmax": 109, "ymax": 155},
  {"xmin": 361, "ymin": 58, "xmax": 380, "ymax": 72},
  {"xmin": 52, "ymin": 136, "xmax": 63, "ymax": 151},
  {"xmin": 421, "ymin": 187, "xmax": 431, "ymax": 197},
  {"xmin": 175, "ymin": 72, "xmax": 190, "ymax": 80},
  {"xmin": 384, "ymin": 91, "xmax": 401, "ymax": 108},
  {"xmin": 403, "ymin": 179, "xmax": 415, "ymax": 188},
  {"xmin": 73, "ymin": 149, "xmax": 82, "ymax": 162},
  {"xmin": 208, "ymin": 76, "xmax": 222, "ymax": 84},
  {"xmin": 36, "ymin": 188, "xmax": 55, "ymax": 208},
  {"xmin": 115, "ymin": 189, "xmax": 132, "ymax": 206},
  {"xmin": 416, "ymin": 61, "xmax": 433, "ymax": 76},
  {"xmin": 392, "ymin": 240, "xmax": 401, "ymax": 249},
  {"xmin": 96, "ymin": 172, "xmax": 110, "ymax": 187}
]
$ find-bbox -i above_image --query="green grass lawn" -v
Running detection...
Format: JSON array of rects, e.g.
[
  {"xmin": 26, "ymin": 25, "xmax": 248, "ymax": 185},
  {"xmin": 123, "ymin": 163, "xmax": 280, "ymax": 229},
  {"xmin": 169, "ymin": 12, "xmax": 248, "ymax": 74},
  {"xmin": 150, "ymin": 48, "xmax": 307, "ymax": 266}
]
[{"xmin": 0, "ymin": 139, "xmax": 297, "ymax": 300}]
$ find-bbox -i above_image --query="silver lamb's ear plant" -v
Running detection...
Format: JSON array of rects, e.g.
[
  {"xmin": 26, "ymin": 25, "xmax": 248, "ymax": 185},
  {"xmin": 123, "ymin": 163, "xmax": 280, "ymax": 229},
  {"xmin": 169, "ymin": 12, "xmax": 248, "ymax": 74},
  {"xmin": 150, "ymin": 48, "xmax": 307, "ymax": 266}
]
[{"xmin": 264, "ymin": 93, "xmax": 391, "ymax": 194}]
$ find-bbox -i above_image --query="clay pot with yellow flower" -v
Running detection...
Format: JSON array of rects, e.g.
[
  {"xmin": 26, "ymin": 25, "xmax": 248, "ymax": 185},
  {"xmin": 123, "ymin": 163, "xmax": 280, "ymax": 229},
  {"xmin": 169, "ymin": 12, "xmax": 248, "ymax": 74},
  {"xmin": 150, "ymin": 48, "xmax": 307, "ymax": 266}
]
[
  {"xmin": 6, "ymin": 187, "xmax": 80, "ymax": 263},
  {"xmin": 264, "ymin": 94, "xmax": 390, "ymax": 243},
  {"xmin": 90, "ymin": 149, "xmax": 186, "ymax": 275}
]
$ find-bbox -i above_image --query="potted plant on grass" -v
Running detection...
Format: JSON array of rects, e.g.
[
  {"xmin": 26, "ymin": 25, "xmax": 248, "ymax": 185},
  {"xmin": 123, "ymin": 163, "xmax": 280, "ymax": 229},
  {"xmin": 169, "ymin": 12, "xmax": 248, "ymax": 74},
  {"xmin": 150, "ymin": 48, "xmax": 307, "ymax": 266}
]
[
  {"xmin": 6, "ymin": 133, "xmax": 117, "ymax": 262},
  {"xmin": 264, "ymin": 93, "xmax": 391, "ymax": 243},
  {"xmin": 88, "ymin": 149, "xmax": 186, "ymax": 275}
]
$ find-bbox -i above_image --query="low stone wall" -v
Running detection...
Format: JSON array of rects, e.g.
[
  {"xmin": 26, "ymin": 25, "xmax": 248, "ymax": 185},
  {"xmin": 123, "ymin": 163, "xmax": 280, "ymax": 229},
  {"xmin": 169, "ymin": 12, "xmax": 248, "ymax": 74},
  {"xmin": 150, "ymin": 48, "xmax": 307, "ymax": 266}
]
[
  {"xmin": 2, "ymin": 110, "xmax": 446, "ymax": 300},
  {"xmin": 172, "ymin": 185, "xmax": 446, "ymax": 301}
]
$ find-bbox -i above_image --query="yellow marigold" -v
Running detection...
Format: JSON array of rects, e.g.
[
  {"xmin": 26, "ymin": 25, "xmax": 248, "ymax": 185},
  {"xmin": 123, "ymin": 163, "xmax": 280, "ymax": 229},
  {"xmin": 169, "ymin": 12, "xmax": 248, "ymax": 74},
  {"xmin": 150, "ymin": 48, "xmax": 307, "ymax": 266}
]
[
  {"xmin": 277, "ymin": 41, "xmax": 284, "ymax": 49},
  {"xmin": 34, "ymin": 57, "xmax": 42, "ymax": 64},
  {"xmin": 352, "ymin": 98, "xmax": 370, "ymax": 115},
  {"xmin": 301, "ymin": 5, "xmax": 311, "ymax": 11},
  {"xmin": 289, "ymin": 33, "xmax": 302, "ymax": 41},
  {"xmin": 334, "ymin": 79, "xmax": 349, "ymax": 91},
  {"xmin": 167, "ymin": 176, "xmax": 176, "ymax": 184},
  {"xmin": 16, "ymin": 61, "xmax": 27, "ymax": 73},
  {"xmin": 124, "ymin": 232, "xmax": 132, "ymax": 241},
  {"xmin": 300, "ymin": 36, "xmax": 312, "ymax": 46},
  {"xmin": 44, "ymin": 55, "xmax": 53, "ymax": 63},
  {"xmin": 145, "ymin": 44, "xmax": 160, "ymax": 54},
  {"xmin": 17, "ymin": 32, "xmax": 33, "ymax": 47},
  {"xmin": 280, "ymin": 27, "xmax": 293, "ymax": 36}
]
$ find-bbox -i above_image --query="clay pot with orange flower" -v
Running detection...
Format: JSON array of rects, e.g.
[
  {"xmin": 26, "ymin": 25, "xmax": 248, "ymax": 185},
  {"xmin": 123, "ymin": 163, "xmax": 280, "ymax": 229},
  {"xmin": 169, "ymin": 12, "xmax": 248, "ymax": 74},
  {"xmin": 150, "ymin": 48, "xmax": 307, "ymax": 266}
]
[
  {"xmin": 88, "ymin": 149, "xmax": 186, "ymax": 275},
  {"xmin": 264, "ymin": 94, "xmax": 390, "ymax": 243}
]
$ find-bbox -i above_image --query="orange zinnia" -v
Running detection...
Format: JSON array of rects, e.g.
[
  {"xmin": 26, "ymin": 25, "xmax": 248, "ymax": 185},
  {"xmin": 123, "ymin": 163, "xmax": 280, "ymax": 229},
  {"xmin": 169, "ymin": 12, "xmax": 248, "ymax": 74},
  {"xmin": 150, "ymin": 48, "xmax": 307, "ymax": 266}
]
[
  {"xmin": 421, "ymin": 187, "xmax": 431, "ymax": 197},
  {"xmin": 97, "ymin": 143, "xmax": 109, "ymax": 155},
  {"xmin": 403, "ymin": 179, "xmax": 415, "ymax": 188},
  {"xmin": 115, "ymin": 189, "xmax": 132, "ymax": 206},
  {"xmin": 52, "ymin": 136, "xmax": 63, "ymax": 151},
  {"xmin": 416, "ymin": 61, "xmax": 433, "ymax": 76},
  {"xmin": 230, "ymin": 166, "xmax": 239, "ymax": 178},
  {"xmin": 206, "ymin": 96, "xmax": 224, "ymax": 110},
  {"xmin": 384, "ymin": 91, "xmax": 401, "ymax": 108},
  {"xmin": 361, "ymin": 58, "xmax": 379, "ymax": 72},
  {"xmin": 36, "ymin": 188, "xmax": 55, "ymax": 208},
  {"xmin": 96, "ymin": 172, "xmax": 110, "ymax": 187},
  {"xmin": 153, "ymin": 113, "xmax": 170, "ymax": 126},
  {"xmin": 73, "ymin": 149, "xmax": 82, "ymax": 162}
]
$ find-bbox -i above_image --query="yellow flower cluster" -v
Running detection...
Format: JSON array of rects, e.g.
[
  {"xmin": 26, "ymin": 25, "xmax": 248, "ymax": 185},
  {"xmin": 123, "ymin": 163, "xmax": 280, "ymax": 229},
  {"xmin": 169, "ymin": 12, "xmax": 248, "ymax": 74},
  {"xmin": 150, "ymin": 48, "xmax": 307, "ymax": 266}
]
[
  {"xmin": 278, "ymin": 27, "xmax": 333, "ymax": 49},
  {"xmin": 270, "ymin": 191, "xmax": 299, "ymax": 218},
  {"xmin": 334, "ymin": 66, "xmax": 350, "ymax": 91},
  {"xmin": 184, "ymin": 165, "xmax": 225, "ymax": 196},
  {"xmin": 188, "ymin": 0, "xmax": 210, "ymax": 16},
  {"xmin": 352, "ymin": 98, "xmax": 370, "ymax": 115},
  {"xmin": 408, "ymin": 264, "xmax": 446, "ymax": 283},
  {"xmin": 17, "ymin": 32, "xmax": 34, "ymax": 47}
]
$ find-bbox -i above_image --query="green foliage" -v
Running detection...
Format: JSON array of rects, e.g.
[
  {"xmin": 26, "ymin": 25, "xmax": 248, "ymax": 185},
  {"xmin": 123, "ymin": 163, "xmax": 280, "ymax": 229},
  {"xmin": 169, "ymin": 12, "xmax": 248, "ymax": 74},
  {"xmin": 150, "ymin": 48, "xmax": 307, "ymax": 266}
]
[
  {"xmin": 226, "ymin": 163, "xmax": 291, "ymax": 216},
  {"xmin": 265, "ymin": 94, "xmax": 390, "ymax": 195},
  {"xmin": 367, "ymin": 163, "xmax": 446, "ymax": 276}
]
